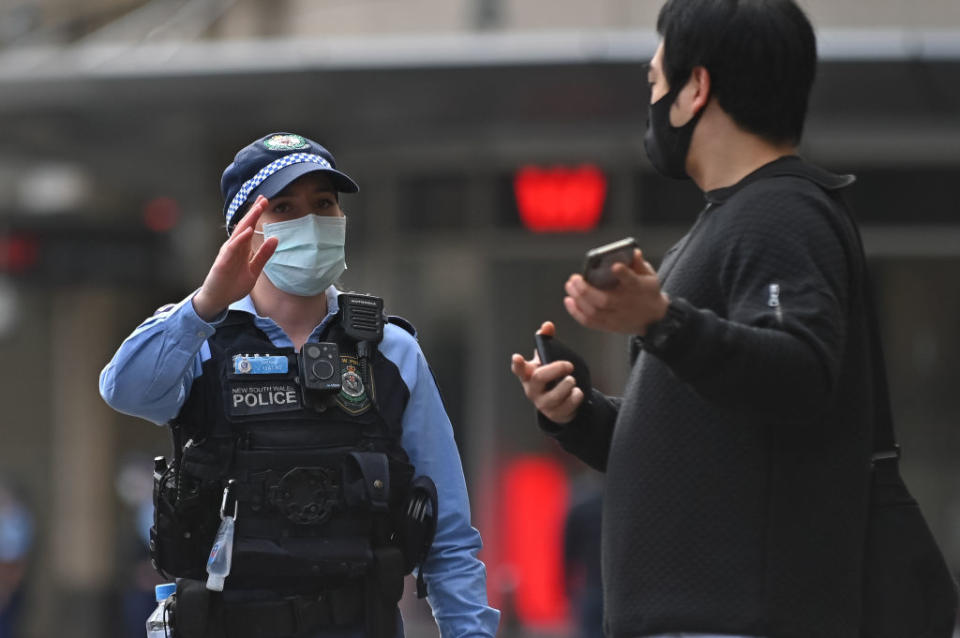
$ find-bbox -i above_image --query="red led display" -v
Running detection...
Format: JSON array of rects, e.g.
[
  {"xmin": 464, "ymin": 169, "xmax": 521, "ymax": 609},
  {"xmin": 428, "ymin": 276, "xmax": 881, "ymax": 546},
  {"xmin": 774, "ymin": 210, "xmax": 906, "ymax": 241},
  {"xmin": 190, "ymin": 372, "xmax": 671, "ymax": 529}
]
[
  {"xmin": 514, "ymin": 165, "xmax": 607, "ymax": 232},
  {"xmin": 0, "ymin": 234, "xmax": 38, "ymax": 274},
  {"xmin": 500, "ymin": 456, "xmax": 570, "ymax": 627},
  {"xmin": 142, "ymin": 197, "xmax": 181, "ymax": 233}
]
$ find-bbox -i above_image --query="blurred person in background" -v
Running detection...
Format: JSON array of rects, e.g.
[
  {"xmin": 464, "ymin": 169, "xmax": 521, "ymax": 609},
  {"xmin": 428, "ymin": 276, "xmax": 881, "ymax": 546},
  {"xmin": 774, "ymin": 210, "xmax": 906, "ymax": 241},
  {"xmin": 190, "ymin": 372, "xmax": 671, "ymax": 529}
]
[
  {"xmin": 511, "ymin": 0, "xmax": 898, "ymax": 636},
  {"xmin": 100, "ymin": 132, "xmax": 499, "ymax": 638},
  {"xmin": 0, "ymin": 479, "xmax": 32, "ymax": 638},
  {"xmin": 562, "ymin": 471, "xmax": 603, "ymax": 638}
]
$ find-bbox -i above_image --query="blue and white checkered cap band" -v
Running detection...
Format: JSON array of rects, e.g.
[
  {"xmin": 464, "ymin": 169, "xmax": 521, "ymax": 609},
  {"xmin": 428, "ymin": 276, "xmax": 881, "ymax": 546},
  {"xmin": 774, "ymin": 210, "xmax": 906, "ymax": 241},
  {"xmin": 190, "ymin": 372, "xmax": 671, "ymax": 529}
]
[{"xmin": 225, "ymin": 153, "xmax": 332, "ymax": 228}]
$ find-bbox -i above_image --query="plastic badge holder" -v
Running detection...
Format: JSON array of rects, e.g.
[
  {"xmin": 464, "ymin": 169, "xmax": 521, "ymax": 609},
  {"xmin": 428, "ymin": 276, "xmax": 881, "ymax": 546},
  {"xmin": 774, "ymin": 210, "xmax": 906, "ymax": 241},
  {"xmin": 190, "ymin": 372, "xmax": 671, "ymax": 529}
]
[{"xmin": 534, "ymin": 333, "xmax": 592, "ymax": 392}]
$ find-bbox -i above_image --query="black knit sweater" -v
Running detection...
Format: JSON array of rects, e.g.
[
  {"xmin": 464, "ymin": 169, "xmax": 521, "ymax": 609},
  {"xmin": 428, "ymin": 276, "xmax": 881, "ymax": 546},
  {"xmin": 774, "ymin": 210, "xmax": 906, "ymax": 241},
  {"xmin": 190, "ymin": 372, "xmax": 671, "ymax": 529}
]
[{"xmin": 542, "ymin": 157, "xmax": 876, "ymax": 638}]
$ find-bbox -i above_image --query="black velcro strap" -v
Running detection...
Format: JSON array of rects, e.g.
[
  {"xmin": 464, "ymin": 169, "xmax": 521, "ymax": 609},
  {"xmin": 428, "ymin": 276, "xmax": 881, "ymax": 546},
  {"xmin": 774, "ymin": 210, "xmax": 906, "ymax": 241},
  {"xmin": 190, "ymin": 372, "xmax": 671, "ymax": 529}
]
[{"xmin": 344, "ymin": 452, "xmax": 391, "ymax": 512}]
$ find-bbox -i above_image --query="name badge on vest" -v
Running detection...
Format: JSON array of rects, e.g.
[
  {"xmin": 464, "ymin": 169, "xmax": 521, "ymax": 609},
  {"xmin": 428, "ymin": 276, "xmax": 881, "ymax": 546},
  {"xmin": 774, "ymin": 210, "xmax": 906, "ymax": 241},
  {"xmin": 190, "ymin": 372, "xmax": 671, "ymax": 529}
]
[
  {"xmin": 231, "ymin": 354, "xmax": 289, "ymax": 375},
  {"xmin": 226, "ymin": 352, "xmax": 301, "ymax": 416}
]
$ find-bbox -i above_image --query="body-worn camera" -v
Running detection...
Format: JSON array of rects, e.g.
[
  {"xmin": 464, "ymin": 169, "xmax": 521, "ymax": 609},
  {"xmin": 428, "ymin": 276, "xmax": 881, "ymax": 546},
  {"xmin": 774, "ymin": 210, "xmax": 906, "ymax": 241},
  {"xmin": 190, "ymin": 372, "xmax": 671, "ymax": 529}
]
[{"xmin": 299, "ymin": 342, "xmax": 341, "ymax": 393}]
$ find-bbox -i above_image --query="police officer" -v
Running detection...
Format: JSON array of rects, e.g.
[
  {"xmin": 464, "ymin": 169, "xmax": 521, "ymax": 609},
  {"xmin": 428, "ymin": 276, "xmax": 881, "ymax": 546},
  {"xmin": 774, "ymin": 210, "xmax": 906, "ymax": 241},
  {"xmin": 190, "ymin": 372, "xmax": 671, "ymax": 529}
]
[{"xmin": 100, "ymin": 133, "xmax": 500, "ymax": 638}]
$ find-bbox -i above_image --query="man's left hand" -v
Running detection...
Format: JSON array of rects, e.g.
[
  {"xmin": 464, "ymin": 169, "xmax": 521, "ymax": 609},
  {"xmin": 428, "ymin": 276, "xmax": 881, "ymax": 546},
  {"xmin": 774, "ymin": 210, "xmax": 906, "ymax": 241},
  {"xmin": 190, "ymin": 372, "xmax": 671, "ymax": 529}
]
[{"xmin": 564, "ymin": 249, "xmax": 670, "ymax": 336}]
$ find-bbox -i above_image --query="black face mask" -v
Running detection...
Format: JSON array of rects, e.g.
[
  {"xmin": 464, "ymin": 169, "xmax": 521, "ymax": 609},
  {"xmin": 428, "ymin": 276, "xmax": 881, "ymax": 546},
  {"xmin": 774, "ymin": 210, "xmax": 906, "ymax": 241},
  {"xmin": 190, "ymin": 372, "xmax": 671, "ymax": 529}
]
[{"xmin": 643, "ymin": 85, "xmax": 704, "ymax": 180}]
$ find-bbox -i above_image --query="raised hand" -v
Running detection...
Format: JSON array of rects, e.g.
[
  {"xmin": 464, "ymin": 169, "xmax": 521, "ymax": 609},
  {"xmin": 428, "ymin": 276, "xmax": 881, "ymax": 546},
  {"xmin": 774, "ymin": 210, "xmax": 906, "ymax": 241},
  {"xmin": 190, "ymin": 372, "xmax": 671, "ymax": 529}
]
[{"xmin": 192, "ymin": 196, "xmax": 279, "ymax": 321}]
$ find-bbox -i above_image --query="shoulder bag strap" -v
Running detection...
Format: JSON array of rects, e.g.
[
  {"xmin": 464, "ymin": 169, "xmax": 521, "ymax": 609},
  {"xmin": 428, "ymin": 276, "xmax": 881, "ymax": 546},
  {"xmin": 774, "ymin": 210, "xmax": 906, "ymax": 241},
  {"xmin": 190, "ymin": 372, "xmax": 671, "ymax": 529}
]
[{"xmin": 839, "ymin": 204, "xmax": 899, "ymax": 462}]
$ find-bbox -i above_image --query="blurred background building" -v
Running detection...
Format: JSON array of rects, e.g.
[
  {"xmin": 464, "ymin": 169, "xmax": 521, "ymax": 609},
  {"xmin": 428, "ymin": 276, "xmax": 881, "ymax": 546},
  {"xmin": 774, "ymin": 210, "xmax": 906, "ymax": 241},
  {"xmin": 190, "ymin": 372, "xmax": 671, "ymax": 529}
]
[{"xmin": 0, "ymin": 0, "xmax": 957, "ymax": 636}]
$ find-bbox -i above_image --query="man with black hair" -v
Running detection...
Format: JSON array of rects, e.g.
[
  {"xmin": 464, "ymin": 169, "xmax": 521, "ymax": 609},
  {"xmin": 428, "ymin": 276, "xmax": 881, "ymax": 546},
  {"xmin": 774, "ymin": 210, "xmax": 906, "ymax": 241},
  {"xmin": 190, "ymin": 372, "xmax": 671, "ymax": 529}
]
[{"xmin": 512, "ymin": 1, "xmax": 882, "ymax": 636}]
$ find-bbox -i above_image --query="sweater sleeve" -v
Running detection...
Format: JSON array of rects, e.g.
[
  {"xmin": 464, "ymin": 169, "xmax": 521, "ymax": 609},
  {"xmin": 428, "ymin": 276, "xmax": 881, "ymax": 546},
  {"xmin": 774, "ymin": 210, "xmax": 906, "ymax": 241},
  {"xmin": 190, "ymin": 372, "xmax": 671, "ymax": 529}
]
[
  {"xmin": 647, "ymin": 183, "xmax": 852, "ymax": 423},
  {"xmin": 537, "ymin": 390, "xmax": 621, "ymax": 471}
]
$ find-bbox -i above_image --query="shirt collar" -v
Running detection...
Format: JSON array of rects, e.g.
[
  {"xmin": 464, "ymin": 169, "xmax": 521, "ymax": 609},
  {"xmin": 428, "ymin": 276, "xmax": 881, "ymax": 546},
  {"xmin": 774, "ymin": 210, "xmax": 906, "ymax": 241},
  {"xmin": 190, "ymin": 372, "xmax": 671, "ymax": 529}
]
[
  {"xmin": 704, "ymin": 155, "xmax": 856, "ymax": 205},
  {"xmin": 227, "ymin": 286, "xmax": 341, "ymax": 348}
]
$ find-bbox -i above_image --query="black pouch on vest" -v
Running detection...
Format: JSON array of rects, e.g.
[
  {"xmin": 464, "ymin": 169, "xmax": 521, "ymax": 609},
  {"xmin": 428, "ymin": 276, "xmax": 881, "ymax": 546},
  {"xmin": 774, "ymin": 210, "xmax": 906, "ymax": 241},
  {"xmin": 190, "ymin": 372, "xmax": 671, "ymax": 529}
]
[
  {"xmin": 172, "ymin": 579, "xmax": 224, "ymax": 638},
  {"xmin": 151, "ymin": 445, "xmax": 225, "ymax": 580}
]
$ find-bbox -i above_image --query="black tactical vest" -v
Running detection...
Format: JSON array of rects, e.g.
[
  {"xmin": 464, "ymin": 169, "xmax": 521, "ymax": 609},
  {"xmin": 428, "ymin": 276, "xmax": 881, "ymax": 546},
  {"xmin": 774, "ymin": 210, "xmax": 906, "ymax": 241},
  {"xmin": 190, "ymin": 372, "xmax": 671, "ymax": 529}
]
[{"xmin": 150, "ymin": 305, "xmax": 419, "ymax": 595}]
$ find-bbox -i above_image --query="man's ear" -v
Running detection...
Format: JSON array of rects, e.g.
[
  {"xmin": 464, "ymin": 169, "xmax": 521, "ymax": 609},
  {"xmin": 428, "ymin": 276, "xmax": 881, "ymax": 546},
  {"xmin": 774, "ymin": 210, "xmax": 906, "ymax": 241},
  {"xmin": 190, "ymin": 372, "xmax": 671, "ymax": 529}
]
[
  {"xmin": 688, "ymin": 66, "xmax": 711, "ymax": 113},
  {"xmin": 671, "ymin": 65, "xmax": 712, "ymax": 126}
]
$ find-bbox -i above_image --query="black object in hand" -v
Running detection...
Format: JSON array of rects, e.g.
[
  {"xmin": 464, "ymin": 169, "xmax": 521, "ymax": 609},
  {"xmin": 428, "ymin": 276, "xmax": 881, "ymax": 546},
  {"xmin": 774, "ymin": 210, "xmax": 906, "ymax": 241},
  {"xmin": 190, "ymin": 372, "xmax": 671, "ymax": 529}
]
[
  {"xmin": 582, "ymin": 237, "xmax": 637, "ymax": 289},
  {"xmin": 534, "ymin": 333, "xmax": 592, "ymax": 392}
]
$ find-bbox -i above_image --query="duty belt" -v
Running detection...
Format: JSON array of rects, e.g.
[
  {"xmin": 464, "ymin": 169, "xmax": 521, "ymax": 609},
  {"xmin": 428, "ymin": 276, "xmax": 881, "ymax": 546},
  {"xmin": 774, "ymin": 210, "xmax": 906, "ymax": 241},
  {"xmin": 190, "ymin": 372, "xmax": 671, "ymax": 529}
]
[
  {"xmin": 174, "ymin": 579, "xmax": 364, "ymax": 638},
  {"xmin": 222, "ymin": 589, "xmax": 363, "ymax": 637}
]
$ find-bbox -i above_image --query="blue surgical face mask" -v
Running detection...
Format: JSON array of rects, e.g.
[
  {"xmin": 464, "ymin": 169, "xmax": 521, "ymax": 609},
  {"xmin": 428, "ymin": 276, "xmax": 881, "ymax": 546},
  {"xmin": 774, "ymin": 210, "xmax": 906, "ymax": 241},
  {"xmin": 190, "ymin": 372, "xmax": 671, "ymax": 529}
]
[{"xmin": 255, "ymin": 215, "xmax": 347, "ymax": 296}]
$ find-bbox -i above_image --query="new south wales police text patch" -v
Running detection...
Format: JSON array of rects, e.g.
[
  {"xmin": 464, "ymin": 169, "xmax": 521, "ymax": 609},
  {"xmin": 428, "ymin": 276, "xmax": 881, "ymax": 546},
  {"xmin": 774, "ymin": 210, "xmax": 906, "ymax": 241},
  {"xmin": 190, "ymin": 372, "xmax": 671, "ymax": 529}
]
[{"xmin": 229, "ymin": 381, "xmax": 301, "ymax": 416}]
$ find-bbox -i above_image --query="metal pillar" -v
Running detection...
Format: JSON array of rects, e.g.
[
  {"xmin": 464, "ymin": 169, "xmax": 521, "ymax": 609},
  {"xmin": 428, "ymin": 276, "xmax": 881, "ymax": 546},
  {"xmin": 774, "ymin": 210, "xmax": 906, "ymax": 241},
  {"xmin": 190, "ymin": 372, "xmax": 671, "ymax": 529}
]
[{"xmin": 49, "ymin": 288, "xmax": 117, "ymax": 638}]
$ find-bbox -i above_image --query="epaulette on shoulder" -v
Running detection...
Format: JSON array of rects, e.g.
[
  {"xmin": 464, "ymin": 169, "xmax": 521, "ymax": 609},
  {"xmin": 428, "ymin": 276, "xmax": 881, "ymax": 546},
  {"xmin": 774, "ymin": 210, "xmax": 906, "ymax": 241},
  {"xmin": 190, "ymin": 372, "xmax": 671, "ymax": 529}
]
[
  {"xmin": 386, "ymin": 315, "xmax": 417, "ymax": 338},
  {"xmin": 218, "ymin": 310, "xmax": 255, "ymax": 328}
]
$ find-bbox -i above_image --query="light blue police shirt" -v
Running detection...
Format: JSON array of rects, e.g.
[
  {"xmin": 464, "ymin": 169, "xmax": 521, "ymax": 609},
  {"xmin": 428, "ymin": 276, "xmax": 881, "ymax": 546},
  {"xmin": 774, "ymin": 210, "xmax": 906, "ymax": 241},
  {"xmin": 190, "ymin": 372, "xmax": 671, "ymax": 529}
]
[{"xmin": 99, "ymin": 288, "xmax": 500, "ymax": 638}]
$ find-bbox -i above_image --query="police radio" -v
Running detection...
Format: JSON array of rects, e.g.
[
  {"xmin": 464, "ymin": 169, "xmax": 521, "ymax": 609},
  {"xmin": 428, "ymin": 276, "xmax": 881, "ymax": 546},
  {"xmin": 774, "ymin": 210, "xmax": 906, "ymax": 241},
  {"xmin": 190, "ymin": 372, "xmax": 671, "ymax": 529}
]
[{"xmin": 339, "ymin": 293, "xmax": 384, "ymax": 343}]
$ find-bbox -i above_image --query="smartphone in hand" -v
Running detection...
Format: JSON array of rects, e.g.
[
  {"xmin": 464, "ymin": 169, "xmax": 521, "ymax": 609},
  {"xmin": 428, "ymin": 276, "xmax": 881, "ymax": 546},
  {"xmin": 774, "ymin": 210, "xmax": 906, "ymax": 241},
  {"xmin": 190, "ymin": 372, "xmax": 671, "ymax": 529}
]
[
  {"xmin": 582, "ymin": 237, "xmax": 637, "ymax": 289},
  {"xmin": 534, "ymin": 332, "xmax": 592, "ymax": 392}
]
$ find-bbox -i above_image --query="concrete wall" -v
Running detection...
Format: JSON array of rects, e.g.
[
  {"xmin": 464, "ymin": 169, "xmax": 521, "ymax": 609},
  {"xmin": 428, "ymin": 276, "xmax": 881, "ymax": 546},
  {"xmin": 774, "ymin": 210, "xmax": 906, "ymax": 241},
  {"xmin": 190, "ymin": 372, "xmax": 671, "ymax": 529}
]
[
  {"xmin": 219, "ymin": 0, "xmax": 960, "ymax": 36},
  {"xmin": 13, "ymin": 0, "xmax": 960, "ymax": 41}
]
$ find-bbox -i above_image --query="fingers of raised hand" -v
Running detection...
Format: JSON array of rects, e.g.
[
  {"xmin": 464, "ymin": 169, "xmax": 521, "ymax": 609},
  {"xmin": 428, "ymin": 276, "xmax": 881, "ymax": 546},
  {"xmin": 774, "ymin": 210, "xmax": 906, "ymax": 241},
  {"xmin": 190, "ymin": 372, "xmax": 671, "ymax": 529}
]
[
  {"xmin": 232, "ymin": 196, "xmax": 268, "ymax": 236},
  {"xmin": 249, "ymin": 236, "xmax": 278, "ymax": 272},
  {"xmin": 224, "ymin": 226, "xmax": 255, "ymax": 258}
]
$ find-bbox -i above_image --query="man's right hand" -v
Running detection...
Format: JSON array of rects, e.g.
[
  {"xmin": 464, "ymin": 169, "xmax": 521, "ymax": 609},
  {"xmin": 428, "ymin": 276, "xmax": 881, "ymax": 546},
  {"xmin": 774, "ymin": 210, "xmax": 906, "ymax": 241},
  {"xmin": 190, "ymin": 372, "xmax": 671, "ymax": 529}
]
[
  {"xmin": 192, "ymin": 196, "xmax": 279, "ymax": 322},
  {"xmin": 510, "ymin": 321, "xmax": 585, "ymax": 424}
]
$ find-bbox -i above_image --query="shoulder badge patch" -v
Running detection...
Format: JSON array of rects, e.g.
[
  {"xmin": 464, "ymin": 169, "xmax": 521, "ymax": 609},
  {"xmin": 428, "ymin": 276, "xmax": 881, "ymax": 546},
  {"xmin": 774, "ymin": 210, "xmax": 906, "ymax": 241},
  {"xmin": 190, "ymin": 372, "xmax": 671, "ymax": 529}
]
[
  {"xmin": 264, "ymin": 134, "xmax": 309, "ymax": 151},
  {"xmin": 336, "ymin": 355, "xmax": 372, "ymax": 414}
]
